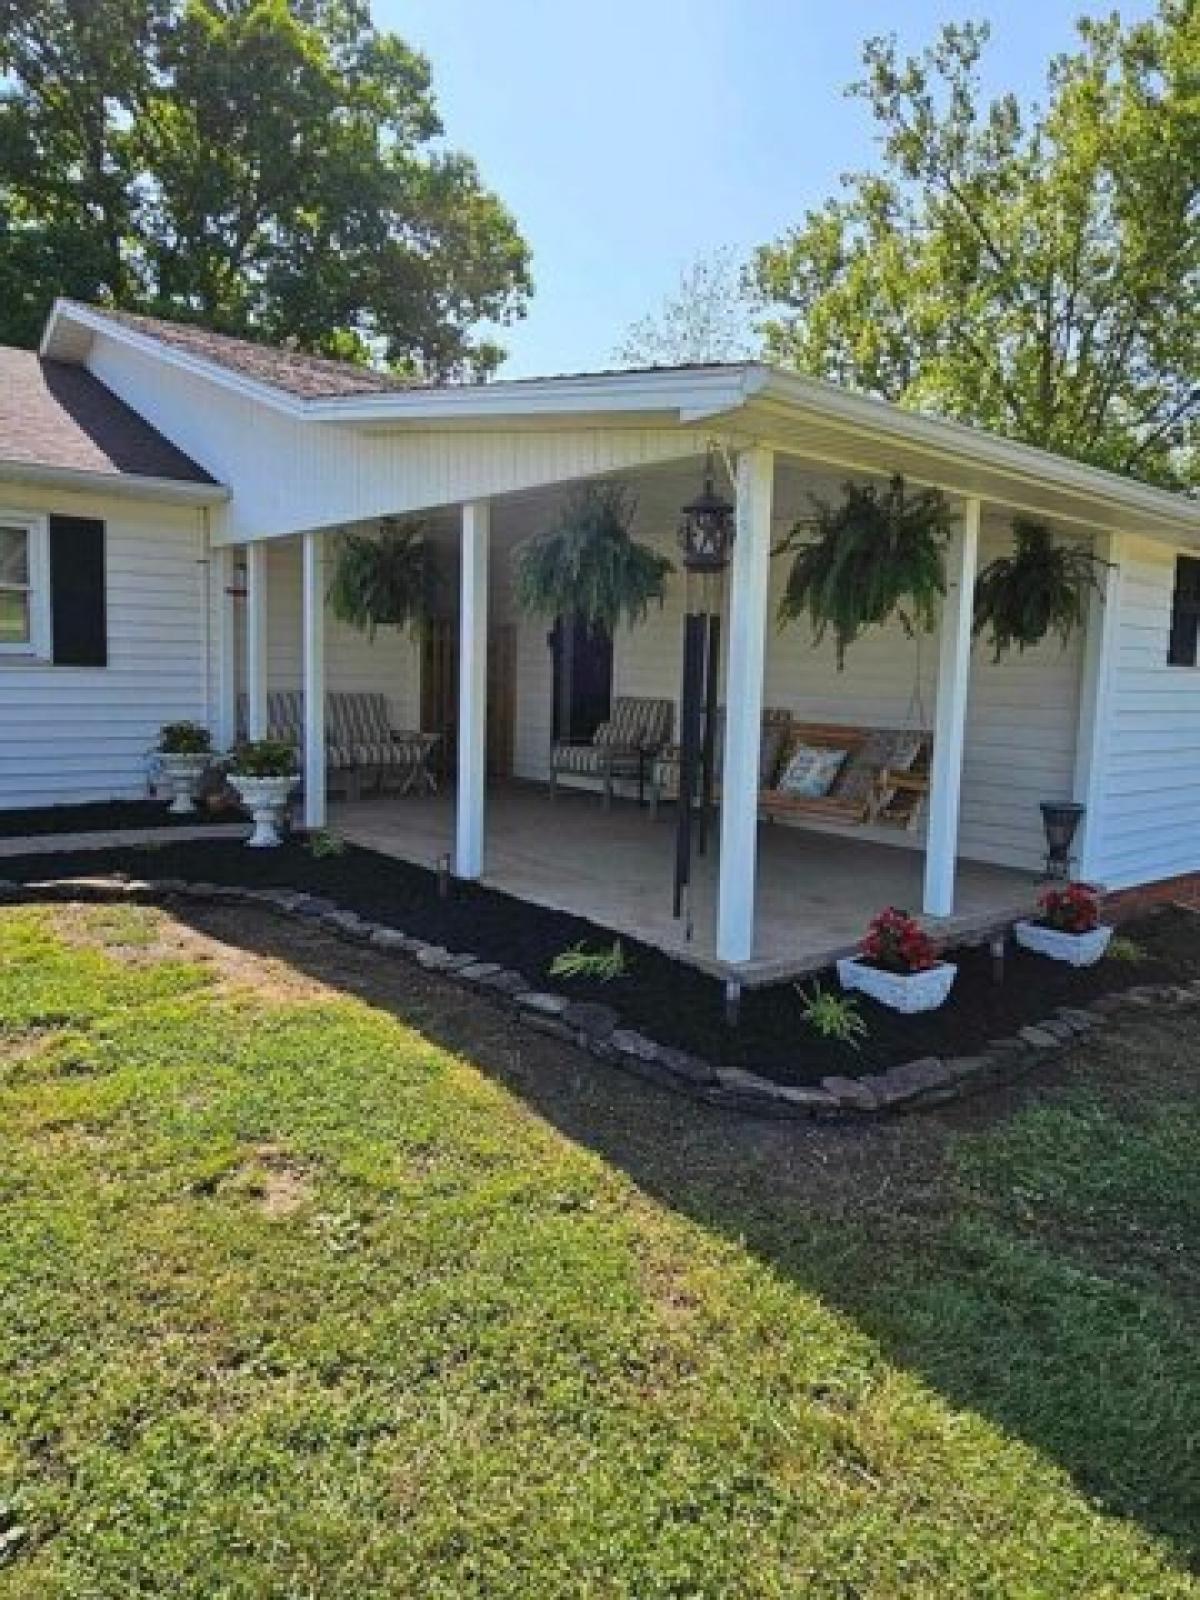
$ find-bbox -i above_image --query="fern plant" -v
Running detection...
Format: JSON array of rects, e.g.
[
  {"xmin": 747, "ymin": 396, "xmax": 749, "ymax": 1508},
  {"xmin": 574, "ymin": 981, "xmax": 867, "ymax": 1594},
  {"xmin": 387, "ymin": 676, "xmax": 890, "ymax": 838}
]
[
  {"xmin": 328, "ymin": 520, "xmax": 439, "ymax": 639},
  {"xmin": 515, "ymin": 483, "xmax": 673, "ymax": 631},
  {"xmin": 548, "ymin": 940, "xmax": 628, "ymax": 983},
  {"xmin": 973, "ymin": 519, "xmax": 1107, "ymax": 660},
  {"xmin": 778, "ymin": 476, "xmax": 951, "ymax": 668}
]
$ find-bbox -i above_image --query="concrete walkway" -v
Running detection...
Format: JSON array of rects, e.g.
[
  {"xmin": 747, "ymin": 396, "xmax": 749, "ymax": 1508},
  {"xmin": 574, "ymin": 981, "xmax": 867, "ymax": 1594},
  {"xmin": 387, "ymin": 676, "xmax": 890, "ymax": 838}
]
[{"xmin": 334, "ymin": 783, "xmax": 1037, "ymax": 984}]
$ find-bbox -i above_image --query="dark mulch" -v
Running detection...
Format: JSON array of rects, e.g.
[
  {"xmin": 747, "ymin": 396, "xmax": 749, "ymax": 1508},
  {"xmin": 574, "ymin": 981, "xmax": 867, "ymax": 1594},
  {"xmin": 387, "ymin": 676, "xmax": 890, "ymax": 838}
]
[
  {"xmin": 3, "ymin": 836, "xmax": 1197, "ymax": 1085},
  {"xmin": 0, "ymin": 800, "xmax": 243, "ymax": 838}
]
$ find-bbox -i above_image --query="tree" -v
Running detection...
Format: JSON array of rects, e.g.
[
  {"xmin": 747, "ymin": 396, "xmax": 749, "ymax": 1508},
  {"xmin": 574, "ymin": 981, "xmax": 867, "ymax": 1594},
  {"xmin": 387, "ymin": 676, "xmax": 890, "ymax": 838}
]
[
  {"xmin": 0, "ymin": 0, "xmax": 531, "ymax": 377},
  {"xmin": 753, "ymin": 5, "xmax": 1200, "ymax": 489},
  {"xmin": 615, "ymin": 248, "xmax": 757, "ymax": 367}
]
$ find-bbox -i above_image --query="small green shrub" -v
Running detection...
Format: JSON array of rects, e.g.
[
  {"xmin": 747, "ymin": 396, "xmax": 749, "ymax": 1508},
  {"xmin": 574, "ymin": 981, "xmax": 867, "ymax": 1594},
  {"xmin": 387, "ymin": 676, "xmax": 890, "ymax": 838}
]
[
  {"xmin": 1107, "ymin": 935, "xmax": 1149, "ymax": 964},
  {"xmin": 158, "ymin": 721, "xmax": 212, "ymax": 755},
  {"xmin": 307, "ymin": 829, "xmax": 348, "ymax": 859},
  {"xmin": 797, "ymin": 982, "xmax": 868, "ymax": 1049},
  {"xmin": 230, "ymin": 739, "xmax": 297, "ymax": 778},
  {"xmin": 549, "ymin": 940, "xmax": 628, "ymax": 983}
]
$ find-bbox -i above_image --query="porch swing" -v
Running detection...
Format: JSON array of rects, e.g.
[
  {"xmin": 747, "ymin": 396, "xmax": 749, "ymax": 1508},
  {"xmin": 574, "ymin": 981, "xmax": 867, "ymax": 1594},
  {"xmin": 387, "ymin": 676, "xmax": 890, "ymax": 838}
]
[{"xmin": 756, "ymin": 636, "xmax": 933, "ymax": 832}]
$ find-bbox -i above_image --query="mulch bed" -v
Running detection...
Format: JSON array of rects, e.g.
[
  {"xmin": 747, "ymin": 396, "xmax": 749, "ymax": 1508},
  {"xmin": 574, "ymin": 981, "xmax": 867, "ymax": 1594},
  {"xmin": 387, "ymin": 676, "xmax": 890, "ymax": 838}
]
[
  {"xmin": 0, "ymin": 800, "xmax": 243, "ymax": 838},
  {"xmin": 2, "ymin": 836, "xmax": 1197, "ymax": 1086}
]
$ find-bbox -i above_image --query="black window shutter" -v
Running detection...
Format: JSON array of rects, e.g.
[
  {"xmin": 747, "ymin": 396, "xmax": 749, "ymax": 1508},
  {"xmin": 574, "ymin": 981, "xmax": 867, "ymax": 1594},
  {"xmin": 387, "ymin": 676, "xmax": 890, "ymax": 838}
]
[{"xmin": 49, "ymin": 516, "xmax": 107, "ymax": 667}]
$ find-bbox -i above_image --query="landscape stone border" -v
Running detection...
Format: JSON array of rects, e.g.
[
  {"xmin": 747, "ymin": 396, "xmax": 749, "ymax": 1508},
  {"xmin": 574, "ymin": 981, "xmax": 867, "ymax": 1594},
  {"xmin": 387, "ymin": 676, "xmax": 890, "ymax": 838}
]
[{"xmin": 3, "ymin": 872, "xmax": 1197, "ymax": 1120}]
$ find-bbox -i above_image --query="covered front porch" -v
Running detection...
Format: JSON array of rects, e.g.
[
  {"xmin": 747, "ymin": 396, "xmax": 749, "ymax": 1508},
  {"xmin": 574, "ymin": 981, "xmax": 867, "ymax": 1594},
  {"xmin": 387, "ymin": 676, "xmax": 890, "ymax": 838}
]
[{"xmin": 332, "ymin": 783, "xmax": 1036, "ymax": 984}]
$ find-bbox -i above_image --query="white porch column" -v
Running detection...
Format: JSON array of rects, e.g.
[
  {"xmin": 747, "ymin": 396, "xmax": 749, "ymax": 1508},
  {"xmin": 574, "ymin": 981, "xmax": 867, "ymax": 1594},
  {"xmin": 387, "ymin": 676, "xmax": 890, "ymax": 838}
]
[
  {"xmin": 245, "ymin": 540, "xmax": 269, "ymax": 741},
  {"xmin": 1072, "ymin": 532, "xmax": 1124, "ymax": 880},
  {"xmin": 214, "ymin": 545, "xmax": 238, "ymax": 751},
  {"xmin": 923, "ymin": 497, "xmax": 982, "ymax": 917},
  {"xmin": 716, "ymin": 446, "xmax": 774, "ymax": 965},
  {"xmin": 302, "ymin": 530, "xmax": 327, "ymax": 831},
  {"xmin": 456, "ymin": 499, "xmax": 490, "ymax": 879}
]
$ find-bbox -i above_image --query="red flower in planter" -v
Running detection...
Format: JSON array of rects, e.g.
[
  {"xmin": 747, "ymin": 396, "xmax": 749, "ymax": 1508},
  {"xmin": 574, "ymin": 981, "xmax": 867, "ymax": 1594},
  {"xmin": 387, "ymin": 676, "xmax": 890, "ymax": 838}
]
[
  {"xmin": 860, "ymin": 907, "xmax": 940, "ymax": 974},
  {"xmin": 1039, "ymin": 881, "xmax": 1101, "ymax": 934}
]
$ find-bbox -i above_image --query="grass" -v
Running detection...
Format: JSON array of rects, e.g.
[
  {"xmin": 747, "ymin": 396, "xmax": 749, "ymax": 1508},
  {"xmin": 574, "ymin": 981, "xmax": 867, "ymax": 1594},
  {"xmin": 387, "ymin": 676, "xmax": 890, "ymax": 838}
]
[{"xmin": 0, "ymin": 901, "xmax": 1197, "ymax": 1598}]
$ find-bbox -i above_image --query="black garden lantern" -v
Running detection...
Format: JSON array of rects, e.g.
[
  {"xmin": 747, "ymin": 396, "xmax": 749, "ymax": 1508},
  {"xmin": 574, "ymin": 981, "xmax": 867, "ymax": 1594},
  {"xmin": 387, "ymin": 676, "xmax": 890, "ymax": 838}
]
[
  {"xmin": 673, "ymin": 449, "xmax": 735, "ymax": 923},
  {"xmin": 678, "ymin": 457, "xmax": 735, "ymax": 573},
  {"xmin": 1040, "ymin": 800, "xmax": 1086, "ymax": 880}
]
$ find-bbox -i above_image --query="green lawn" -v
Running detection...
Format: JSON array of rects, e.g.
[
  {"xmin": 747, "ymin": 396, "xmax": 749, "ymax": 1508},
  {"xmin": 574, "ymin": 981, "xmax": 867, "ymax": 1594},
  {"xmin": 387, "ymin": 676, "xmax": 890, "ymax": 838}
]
[{"xmin": 0, "ymin": 901, "xmax": 1197, "ymax": 1598}]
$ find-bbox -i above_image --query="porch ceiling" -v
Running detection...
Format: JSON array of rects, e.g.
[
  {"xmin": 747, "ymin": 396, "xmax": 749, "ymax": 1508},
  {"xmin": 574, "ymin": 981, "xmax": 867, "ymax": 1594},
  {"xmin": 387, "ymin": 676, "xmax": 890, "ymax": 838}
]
[{"xmin": 331, "ymin": 785, "xmax": 1037, "ymax": 986}]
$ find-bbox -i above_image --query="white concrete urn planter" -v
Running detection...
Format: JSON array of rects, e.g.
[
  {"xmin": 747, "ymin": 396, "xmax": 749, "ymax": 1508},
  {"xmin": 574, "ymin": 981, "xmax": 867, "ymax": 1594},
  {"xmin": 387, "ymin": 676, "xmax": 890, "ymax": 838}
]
[
  {"xmin": 158, "ymin": 752, "xmax": 210, "ymax": 815},
  {"xmin": 229, "ymin": 774, "xmax": 296, "ymax": 848},
  {"xmin": 1014, "ymin": 920, "xmax": 1113, "ymax": 967},
  {"xmin": 837, "ymin": 956, "xmax": 958, "ymax": 1014}
]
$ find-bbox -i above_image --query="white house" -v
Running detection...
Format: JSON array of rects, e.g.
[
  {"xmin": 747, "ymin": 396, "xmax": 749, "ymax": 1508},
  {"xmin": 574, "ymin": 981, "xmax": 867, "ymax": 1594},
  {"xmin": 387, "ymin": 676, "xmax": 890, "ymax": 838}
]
[{"xmin": 3, "ymin": 298, "xmax": 1200, "ymax": 980}]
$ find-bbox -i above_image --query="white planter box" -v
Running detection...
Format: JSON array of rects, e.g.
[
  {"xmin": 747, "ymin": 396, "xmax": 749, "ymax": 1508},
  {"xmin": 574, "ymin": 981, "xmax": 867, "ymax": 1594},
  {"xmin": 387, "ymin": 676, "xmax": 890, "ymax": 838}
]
[
  {"xmin": 159, "ymin": 752, "xmax": 210, "ymax": 815},
  {"xmin": 229, "ymin": 774, "xmax": 296, "ymax": 848},
  {"xmin": 837, "ymin": 956, "xmax": 958, "ymax": 1013},
  {"xmin": 1014, "ymin": 920, "xmax": 1113, "ymax": 967}
]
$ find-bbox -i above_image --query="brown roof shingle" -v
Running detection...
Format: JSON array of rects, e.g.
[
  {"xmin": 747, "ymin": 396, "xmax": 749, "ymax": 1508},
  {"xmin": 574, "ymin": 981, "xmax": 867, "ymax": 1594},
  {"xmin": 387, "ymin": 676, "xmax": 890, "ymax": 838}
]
[
  {"xmin": 0, "ymin": 347, "xmax": 217, "ymax": 485},
  {"xmin": 77, "ymin": 304, "xmax": 418, "ymax": 399}
]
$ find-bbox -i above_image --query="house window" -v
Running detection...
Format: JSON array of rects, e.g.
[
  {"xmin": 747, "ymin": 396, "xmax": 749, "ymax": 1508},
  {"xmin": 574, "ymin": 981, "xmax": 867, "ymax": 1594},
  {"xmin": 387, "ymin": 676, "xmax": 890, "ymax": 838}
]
[
  {"xmin": 0, "ymin": 514, "xmax": 50, "ymax": 658},
  {"xmin": 1168, "ymin": 555, "xmax": 1200, "ymax": 667}
]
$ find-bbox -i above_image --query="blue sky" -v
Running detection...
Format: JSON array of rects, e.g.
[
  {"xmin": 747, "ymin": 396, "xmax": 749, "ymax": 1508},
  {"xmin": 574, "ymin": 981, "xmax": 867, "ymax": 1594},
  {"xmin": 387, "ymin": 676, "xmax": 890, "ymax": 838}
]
[{"xmin": 383, "ymin": 2, "xmax": 1156, "ymax": 378}]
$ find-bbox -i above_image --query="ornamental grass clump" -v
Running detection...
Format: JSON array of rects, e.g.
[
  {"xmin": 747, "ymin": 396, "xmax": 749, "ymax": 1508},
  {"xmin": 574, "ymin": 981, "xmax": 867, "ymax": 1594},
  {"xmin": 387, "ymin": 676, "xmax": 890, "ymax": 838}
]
[
  {"xmin": 778, "ymin": 476, "xmax": 951, "ymax": 668},
  {"xmin": 1038, "ymin": 882, "xmax": 1101, "ymax": 934},
  {"xmin": 860, "ymin": 907, "xmax": 940, "ymax": 974}
]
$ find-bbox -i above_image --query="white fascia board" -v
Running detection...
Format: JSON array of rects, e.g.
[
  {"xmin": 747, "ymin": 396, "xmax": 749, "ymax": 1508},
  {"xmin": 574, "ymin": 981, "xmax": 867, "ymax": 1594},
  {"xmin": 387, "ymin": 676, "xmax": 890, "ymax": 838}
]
[
  {"xmin": 304, "ymin": 368, "xmax": 758, "ymax": 425},
  {"xmin": 754, "ymin": 372, "xmax": 1200, "ymax": 542},
  {"xmin": 42, "ymin": 300, "xmax": 759, "ymax": 429},
  {"xmin": 0, "ymin": 458, "xmax": 229, "ymax": 506}
]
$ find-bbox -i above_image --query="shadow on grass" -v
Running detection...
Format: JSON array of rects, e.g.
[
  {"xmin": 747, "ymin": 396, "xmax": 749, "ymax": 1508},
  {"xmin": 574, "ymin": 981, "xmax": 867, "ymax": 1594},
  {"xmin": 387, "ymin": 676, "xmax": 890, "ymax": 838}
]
[{"xmin": 137, "ymin": 899, "xmax": 1200, "ymax": 1570}]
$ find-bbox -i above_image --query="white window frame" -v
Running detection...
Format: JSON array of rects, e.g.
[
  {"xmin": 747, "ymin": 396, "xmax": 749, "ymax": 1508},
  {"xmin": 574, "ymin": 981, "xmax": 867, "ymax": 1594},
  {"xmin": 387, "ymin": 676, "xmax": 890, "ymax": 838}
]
[{"xmin": 0, "ymin": 511, "xmax": 51, "ymax": 660}]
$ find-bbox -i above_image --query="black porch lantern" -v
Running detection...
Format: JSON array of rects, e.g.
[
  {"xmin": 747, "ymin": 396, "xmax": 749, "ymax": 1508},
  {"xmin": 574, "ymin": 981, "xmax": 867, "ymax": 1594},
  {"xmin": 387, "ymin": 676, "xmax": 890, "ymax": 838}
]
[
  {"xmin": 1040, "ymin": 800, "xmax": 1085, "ymax": 879},
  {"xmin": 678, "ymin": 451, "xmax": 735, "ymax": 573},
  {"xmin": 672, "ymin": 448, "xmax": 734, "ymax": 926}
]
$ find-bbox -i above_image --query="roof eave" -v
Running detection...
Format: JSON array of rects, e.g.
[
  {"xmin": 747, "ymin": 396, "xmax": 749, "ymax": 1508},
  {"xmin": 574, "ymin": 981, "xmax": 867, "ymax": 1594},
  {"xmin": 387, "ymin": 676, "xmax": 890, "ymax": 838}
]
[
  {"xmin": 752, "ymin": 371, "xmax": 1200, "ymax": 541},
  {"xmin": 0, "ymin": 458, "xmax": 230, "ymax": 506}
]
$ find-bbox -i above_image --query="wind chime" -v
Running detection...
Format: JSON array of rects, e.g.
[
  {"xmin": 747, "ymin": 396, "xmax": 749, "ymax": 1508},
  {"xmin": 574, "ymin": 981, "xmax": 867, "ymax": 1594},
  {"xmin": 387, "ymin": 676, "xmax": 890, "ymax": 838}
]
[{"xmin": 673, "ymin": 447, "xmax": 736, "ymax": 925}]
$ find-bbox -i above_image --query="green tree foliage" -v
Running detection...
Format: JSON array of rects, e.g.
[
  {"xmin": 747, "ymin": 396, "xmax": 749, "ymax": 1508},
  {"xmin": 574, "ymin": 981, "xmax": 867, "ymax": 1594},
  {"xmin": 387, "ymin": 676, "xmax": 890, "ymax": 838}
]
[
  {"xmin": 0, "ymin": 0, "xmax": 531, "ymax": 376},
  {"xmin": 754, "ymin": 5, "xmax": 1200, "ymax": 488}
]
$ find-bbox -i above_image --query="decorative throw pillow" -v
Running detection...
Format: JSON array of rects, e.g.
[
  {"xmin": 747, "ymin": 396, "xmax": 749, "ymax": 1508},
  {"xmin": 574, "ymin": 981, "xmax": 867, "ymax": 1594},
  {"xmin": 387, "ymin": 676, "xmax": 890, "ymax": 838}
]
[{"xmin": 777, "ymin": 743, "xmax": 848, "ymax": 798}]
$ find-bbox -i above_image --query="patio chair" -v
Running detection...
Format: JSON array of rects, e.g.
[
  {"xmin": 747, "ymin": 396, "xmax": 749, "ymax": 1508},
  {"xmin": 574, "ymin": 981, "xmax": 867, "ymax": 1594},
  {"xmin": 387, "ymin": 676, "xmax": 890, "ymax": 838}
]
[
  {"xmin": 549, "ymin": 695, "xmax": 674, "ymax": 810},
  {"xmin": 328, "ymin": 691, "xmax": 440, "ymax": 796}
]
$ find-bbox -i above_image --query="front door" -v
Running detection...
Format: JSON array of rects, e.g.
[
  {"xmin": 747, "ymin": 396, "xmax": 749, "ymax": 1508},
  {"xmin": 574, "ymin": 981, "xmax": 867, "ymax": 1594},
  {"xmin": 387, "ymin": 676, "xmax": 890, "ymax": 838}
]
[{"xmin": 551, "ymin": 613, "xmax": 612, "ymax": 742}]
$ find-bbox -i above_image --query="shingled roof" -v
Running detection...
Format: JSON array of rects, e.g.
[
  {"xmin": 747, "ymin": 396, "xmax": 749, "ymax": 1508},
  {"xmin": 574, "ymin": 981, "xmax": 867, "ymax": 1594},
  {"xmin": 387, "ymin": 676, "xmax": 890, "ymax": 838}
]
[
  {"xmin": 76, "ymin": 304, "xmax": 418, "ymax": 400},
  {"xmin": 0, "ymin": 347, "xmax": 217, "ymax": 486}
]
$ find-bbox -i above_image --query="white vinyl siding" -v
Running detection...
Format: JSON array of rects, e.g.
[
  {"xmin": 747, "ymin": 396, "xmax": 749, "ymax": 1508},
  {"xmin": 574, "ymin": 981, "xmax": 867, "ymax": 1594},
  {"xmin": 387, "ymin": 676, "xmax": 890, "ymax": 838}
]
[
  {"xmin": 245, "ymin": 536, "xmax": 422, "ymax": 734},
  {"xmin": 0, "ymin": 485, "xmax": 209, "ymax": 807},
  {"xmin": 1090, "ymin": 535, "xmax": 1200, "ymax": 889}
]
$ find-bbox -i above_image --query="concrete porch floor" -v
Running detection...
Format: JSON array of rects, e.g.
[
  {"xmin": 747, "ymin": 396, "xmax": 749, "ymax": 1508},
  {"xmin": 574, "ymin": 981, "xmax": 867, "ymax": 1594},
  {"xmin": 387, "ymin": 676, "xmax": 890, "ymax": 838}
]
[{"xmin": 332, "ymin": 781, "xmax": 1039, "ymax": 985}]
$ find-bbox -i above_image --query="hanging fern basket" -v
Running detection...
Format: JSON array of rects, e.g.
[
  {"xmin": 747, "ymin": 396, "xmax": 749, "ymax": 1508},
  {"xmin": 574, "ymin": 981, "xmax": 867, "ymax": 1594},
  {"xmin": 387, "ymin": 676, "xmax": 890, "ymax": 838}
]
[
  {"xmin": 778, "ymin": 476, "xmax": 952, "ymax": 667},
  {"xmin": 973, "ymin": 520, "xmax": 1108, "ymax": 660},
  {"xmin": 327, "ymin": 520, "xmax": 439, "ymax": 639},
  {"xmin": 515, "ymin": 482, "xmax": 673, "ymax": 631}
]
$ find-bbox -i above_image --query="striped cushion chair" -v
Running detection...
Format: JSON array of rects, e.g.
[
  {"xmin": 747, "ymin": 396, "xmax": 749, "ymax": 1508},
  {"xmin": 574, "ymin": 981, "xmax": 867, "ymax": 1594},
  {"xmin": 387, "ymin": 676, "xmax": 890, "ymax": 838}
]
[
  {"xmin": 329, "ymin": 691, "xmax": 440, "ymax": 795},
  {"xmin": 550, "ymin": 695, "xmax": 674, "ymax": 810}
]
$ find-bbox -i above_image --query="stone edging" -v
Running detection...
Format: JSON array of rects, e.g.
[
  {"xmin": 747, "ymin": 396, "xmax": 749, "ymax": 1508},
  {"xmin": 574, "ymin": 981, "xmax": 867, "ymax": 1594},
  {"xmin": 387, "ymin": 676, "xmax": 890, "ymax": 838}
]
[{"xmin": 3, "ymin": 872, "xmax": 1196, "ymax": 1121}]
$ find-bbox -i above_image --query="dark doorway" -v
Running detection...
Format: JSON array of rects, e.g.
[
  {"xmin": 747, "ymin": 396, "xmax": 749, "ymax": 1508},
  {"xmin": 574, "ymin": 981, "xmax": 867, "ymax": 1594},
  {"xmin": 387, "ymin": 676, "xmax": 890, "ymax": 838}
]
[{"xmin": 551, "ymin": 613, "xmax": 613, "ymax": 742}]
